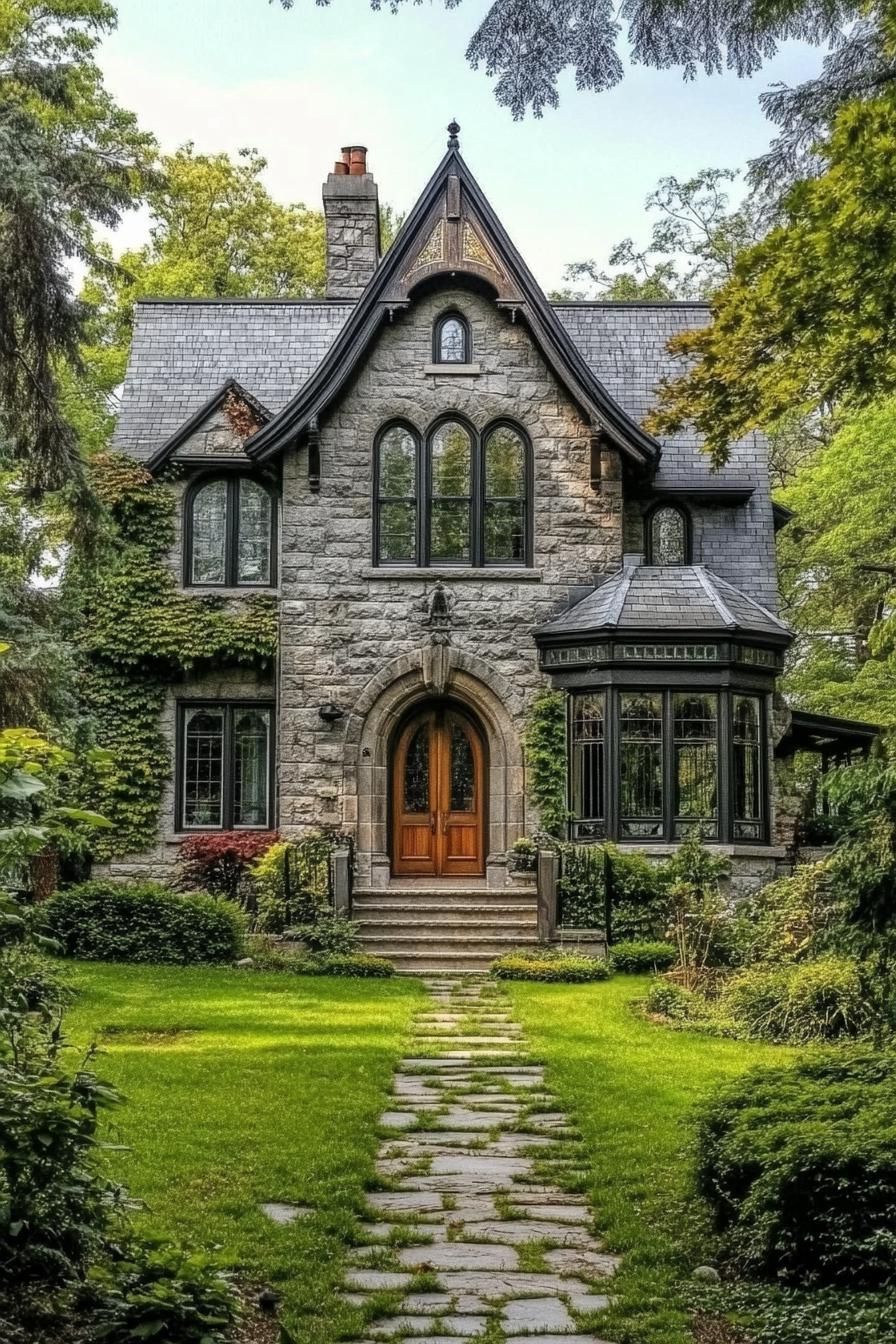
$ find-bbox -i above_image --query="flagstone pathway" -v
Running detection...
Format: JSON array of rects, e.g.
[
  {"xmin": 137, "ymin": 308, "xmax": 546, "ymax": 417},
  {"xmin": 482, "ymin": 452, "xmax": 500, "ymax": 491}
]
[{"xmin": 341, "ymin": 977, "xmax": 619, "ymax": 1343}]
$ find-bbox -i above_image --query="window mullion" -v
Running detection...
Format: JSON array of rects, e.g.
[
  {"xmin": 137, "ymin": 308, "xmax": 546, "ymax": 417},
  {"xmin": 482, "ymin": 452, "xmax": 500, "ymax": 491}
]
[
  {"xmin": 420, "ymin": 436, "xmax": 429, "ymax": 566},
  {"xmin": 472, "ymin": 432, "xmax": 482, "ymax": 567},
  {"xmin": 223, "ymin": 704, "xmax": 234, "ymax": 830},
  {"xmin": 663, "ymin": 691, "xmax": 675, "ymax": 842},
  {"xmin": 227, "ymin": 477, "xmax": 238, "ymax": 588}
]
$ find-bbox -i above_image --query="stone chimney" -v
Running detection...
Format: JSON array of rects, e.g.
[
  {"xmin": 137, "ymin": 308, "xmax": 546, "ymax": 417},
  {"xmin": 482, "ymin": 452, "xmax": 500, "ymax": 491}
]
[{"xmin": 322, "ymin": 146, "xmax": 380, "ymax": 300}]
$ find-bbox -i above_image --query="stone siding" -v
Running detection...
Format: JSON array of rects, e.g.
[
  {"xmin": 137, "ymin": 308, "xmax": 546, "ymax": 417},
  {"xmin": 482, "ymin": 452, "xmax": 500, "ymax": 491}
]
[{"xmin": 277, "ymin": 287, "xmax": 623, "ymax": 881}]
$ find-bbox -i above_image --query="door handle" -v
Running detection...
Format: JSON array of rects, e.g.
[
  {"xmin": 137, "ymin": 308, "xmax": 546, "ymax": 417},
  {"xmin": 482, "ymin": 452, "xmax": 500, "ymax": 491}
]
[
  {"xmin": 430, "ymin": 813, "xmax": 436, "ymax": 833},
  {"xmin": 441, "ymin": 811, "xmax": 449, "ymax": 834}
]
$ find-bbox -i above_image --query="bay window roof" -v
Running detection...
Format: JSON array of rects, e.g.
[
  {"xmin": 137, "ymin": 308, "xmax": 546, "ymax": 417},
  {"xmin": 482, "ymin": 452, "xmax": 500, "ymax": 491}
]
[{"xmin": 536, "ymin": 561, "xmax": 792, "ymax": 647}]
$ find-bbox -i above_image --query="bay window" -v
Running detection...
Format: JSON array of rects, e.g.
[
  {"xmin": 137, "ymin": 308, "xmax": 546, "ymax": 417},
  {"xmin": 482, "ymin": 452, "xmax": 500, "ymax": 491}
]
[{"xmin": 569, "ymin": 689, "xmax": 766, "ymax": 844}]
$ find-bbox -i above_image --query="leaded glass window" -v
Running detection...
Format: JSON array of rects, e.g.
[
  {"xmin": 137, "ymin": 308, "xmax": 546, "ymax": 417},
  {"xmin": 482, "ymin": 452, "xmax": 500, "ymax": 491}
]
[
  {"xmin": 435, "ymin": 313, "xmax": 468, "ymax": 363},
  {"xmin": 484, "ymin": 425, "xmax": 526, "ymax": 563},
  {"xmin": 647, "ymin": 505, "xmax": 689, "ymax": 565},
  {"xmin": 403, "ymin": 725, "xmax": 430, "ymax": 813},
  {"xmin": 450, "ymin": 722, "xmax": 475, "ymax": 812},
  {"xmin": 377, "ymin": 425, "xmax": 418, "ymax": 563},
  {"xmin": 233, "ymin": 708, "xmax": 271, "ymax": 827},
  {"xmin": 182, "ymin": 708, "xmax": 224, "ymax": 828},
  {"xmin": 733, "ymin": 695, "xmax": 763, "ymax": 840},
  {"xmin": 190, "ymin": 480, "xmax": 228, "ymax": 584},
  {"xmin": 619, "ymin": 693, "xmax": 664, "ymax": 838},
  {"xmin": 429, "ymin": 420, "xmax": 472, "ymax": 563},
  {"xmin": 571, "ymin": 693, "xmax": 605, "ymax": 823},
  {"xmin": 186, "ymin": 476, "xmax": 276, "ymax": 587},
  {"xmin": 238, "ymin": 479, "xmax": 272, "ymax": 584},
  {"xmin": 179, "ymin": 702, "xmax": 272, "ymax": 830},
  {"xmin": 673, "ymin": 693, "xmax": 718, "ymax": 837}
]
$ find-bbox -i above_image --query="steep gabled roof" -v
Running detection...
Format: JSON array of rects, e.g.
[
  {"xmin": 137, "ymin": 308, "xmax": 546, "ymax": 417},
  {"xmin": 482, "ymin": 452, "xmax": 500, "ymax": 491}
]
[
  {"xmin": 244, "ymin": 147, "xmax": 662, "ymax": 469},
  {"xmin": 145, "ymin": 378, "xmax": 271, "ymax": 472}
]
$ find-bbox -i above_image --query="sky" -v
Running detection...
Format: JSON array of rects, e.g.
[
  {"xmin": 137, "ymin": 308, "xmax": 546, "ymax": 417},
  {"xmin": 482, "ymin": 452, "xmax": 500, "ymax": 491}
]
[{"xmin": 97, "ymin": 0, "xmax": 832, "ymax": 292}]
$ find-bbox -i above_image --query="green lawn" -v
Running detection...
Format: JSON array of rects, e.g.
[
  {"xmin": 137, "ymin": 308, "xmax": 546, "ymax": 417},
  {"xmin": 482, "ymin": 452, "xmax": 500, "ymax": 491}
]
[
  {"xmin": 507, "ymin": 975, "xmax": 795, "ymax": 1344},
  {"xmin": 64, "ymin": 962, "xmax": 423, "ymax": 1344}
]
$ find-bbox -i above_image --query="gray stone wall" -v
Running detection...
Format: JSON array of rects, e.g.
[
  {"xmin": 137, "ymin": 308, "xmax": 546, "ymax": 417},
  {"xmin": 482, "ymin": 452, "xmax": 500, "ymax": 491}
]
[{"xmin": 277, "ymin": 286, "xmax": 623, "ymax": 876}]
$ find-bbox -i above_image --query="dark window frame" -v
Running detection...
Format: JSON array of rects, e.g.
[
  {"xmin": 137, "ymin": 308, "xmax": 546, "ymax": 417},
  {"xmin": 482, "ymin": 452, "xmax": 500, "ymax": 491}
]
[
  {"xmin": 183, "ymin": 473, "xmax": 278, "ymax": 589},
  {"xmin": 644, "ymin": 501, "xmax": 692, "ymax": 565},
  {"xmin": 568, "ymin": 686, "xmax": 768, "ymax": 844},
  {"xmin": 175, "ymin": 699, "xmax": 276, "ymax": 832},
  {"xmin": 432, "ymin": 309, "xmax": 471, "ymax": 364},
  {"xmin": 373, "ymin": 415, "xmax": 533, "ymax": 568}
]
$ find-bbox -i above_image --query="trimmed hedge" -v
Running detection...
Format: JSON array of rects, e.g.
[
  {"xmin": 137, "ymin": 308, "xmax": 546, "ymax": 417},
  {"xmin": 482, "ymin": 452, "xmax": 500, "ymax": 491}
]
[
  {"xmin": 44, "ymin": 880, "xmax": 245, "ymax": 965},
  {"xmin": 491, "ymin": 949, "xmax": 612, "ymax": 982},
  {"xmin": 695, "ymin": 1050, "xmax": 896, "ymax": 1288},
  {"xmin": 610, "ymin": 940, "xmax": 676, "ymax": 973}
]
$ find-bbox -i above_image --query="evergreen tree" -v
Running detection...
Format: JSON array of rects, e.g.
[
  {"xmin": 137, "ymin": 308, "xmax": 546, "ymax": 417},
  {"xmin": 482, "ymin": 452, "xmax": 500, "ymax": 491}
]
[{"xmin": 0, "ymin": 0, "xmax": 155, "ymax": 496}]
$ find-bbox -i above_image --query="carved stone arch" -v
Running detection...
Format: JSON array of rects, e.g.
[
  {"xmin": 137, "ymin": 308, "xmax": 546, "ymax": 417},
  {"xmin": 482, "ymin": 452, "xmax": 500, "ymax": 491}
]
[{"xmin": 345, "ymin": 648, "xmax": 525, "ymax": 888}]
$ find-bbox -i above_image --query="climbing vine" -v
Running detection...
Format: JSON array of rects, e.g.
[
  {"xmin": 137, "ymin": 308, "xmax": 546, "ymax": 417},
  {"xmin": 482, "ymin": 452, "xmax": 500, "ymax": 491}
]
[
  {"xmin": 524, "ymin": 688, "xmax": 569, "ymax": 839},
  {"xmin": 78, "ymin": 454, "xmax": 278, "ymax": 858}
]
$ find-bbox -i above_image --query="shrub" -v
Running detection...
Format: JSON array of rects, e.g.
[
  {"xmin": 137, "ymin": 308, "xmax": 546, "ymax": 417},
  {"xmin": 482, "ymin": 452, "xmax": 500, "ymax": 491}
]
[
  {"xmin": 251, "ymin": 834, "xmax": 335, "ymax": 932},
  {"xmin": 610, "ymin": 940, "xmax": 676, "ymax": 973},
  {"xmin": 83, "ymin": 1241, "xmax": 238, "ymax": 1343},
  {"xmin": 246, "ymin": 938, "xmax": 394, "ymax": 978},
  {"xmin": 665, "ymin": 831, "xmax": 730, "ymax": 979},
  {"xmin": 643, "ymin": 978, "xmax": 710, "ymax": 1023},
  {"xmin": 727, "ymin": 862, "xmax": 834, "ymax": 967},
  {"xmin": 44, "ymin": 881, "xmax": 245, "ymax": 965},
  {"xmin": 177, "ymin": 829, "xmax": 278, "ymax": 907},
  {"xmin": 557, "ymin": 843, "xmax": 669, "ymax": 938},
  {"xmin": 289, "ymin": 912, "xmax": 359, "ymax": 954},
  {"xmin": 695, "ymin": 1050, "xmax": 896, "ymax": 1288},
  {"xmin": 491, "ymin": 948, "xmax": 612, "ymax": 982},
  {"xmin": 720, "ymin": 955, "xmax": 871, "ymax": 1043}
]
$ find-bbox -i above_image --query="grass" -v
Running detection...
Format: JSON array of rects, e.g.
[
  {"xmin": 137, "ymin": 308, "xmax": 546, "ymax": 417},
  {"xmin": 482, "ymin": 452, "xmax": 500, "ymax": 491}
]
[
  {"xmin": 505, "ymin": 974, "xmax": 796, "ymax": 1344},
  {"xmin": 63, "ymin": 961, "xmax": 423, "ymax": 1344}
]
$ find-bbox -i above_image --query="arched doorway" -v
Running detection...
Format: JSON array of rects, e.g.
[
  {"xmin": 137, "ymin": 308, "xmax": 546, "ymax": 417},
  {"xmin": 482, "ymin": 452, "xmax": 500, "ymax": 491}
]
[{"xmin": 391, "ymin": 703, "xmax": 487, "ymax": 877}]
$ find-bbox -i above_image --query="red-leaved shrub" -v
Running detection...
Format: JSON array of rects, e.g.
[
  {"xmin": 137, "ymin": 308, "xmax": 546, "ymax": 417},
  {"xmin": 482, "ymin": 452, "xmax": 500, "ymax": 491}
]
[{"xmin": 178, "ymin": 830, "xmax": 279, "ymax": 906}]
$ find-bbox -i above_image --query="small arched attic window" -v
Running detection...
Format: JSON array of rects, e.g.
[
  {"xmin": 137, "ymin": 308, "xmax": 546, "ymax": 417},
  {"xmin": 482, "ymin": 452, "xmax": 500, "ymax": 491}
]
[
  {"xmin": 646, "ymin": 503, "xmax": 690, "ymax": 566},
  {"xmin": 185, "ymin": 475, "xmax": 277, "ymax": 587},
  {"xmin": 433, "ymin": 311, "xmax": 470, "ymax": 364}
]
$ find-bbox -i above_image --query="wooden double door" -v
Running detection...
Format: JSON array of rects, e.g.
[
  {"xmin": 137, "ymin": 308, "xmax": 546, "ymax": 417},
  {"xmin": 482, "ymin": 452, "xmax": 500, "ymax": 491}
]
[{"xmin": 391, "ymin": 705, "xmax": 486, "ymax": 877}]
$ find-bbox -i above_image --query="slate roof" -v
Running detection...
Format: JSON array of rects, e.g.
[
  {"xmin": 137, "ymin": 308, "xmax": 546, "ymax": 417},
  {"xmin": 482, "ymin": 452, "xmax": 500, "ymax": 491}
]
[
  {"xmin": 536, "ymin": 563, "xmax": 792, "ymax": 643},
  {"xmin": 113, "ymin": 298, "xmax": 719, "ymax": 464},
  {"xmin": 113, "ymin": 296, "xmax": 764, "ymax": 503}
]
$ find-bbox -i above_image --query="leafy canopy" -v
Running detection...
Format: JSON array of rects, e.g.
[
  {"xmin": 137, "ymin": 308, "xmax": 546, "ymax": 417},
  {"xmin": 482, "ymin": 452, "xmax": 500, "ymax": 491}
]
[
  {"xmin": 778, "ymin": 397, "xmax": 896, "ymax": 726},
  {"xmin": 79, "ymin": 143, "xmax": 326, "ymax": 434},
  {"xmin": 649, "ymin": 92, "xmax": 896, "ymax": 465},
  {"xmin": 278, "ymin": 0, "xmax": 895, "ymax": 190}
]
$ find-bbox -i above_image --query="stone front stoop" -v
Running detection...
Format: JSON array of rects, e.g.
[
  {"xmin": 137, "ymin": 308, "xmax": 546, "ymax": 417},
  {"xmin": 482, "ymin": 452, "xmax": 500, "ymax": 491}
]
[
  {"xmin": 338, "ymin": 976, "xmax": 620, "ymax": 1343},
  {"xmin": 353, "ymin": 886, "xmax": 540, "ymax": 975}
]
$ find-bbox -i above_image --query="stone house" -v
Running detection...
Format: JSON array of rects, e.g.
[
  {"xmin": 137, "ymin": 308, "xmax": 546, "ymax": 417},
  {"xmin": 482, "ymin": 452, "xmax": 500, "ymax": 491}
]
[{"xmin": 109, "ymin": 130, "xmax": 874, "ymax": 970}]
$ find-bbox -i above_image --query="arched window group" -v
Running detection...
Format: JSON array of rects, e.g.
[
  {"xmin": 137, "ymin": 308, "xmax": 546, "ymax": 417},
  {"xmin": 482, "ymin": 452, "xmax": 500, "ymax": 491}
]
[
  {"xmin": 185, "ymin": 475, "xmax": 277, "ymax": 587},
  {"xmin": 375, "ymin": 417, "xmax": 531, "ymax": 567}
]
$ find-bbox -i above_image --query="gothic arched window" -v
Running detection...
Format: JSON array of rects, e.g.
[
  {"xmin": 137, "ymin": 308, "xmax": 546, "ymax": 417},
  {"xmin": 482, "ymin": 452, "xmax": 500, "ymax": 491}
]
[
  {"xmin": 433, "ymin": 311, "xmax": 470, "ymax": 364},
  {"xmin": 185, "ymin": 476, "xmax": 276, "ymax": 587},
  {"xmin": 646, "ymin": 503, "xmax": 690, "ymax": 565}
]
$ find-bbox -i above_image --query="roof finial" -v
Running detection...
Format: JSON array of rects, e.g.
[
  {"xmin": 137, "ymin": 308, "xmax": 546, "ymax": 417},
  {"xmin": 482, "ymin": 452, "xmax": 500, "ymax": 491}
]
[{"xmin": 447, "ymin": 119, "xmax": 460, "ymax": 150}]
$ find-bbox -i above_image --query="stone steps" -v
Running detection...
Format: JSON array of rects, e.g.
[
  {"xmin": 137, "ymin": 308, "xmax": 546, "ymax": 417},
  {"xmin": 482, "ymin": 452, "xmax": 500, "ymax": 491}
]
[{"xmin": 354, "ymin": 884, "xmax": 539, "ymax": 975}]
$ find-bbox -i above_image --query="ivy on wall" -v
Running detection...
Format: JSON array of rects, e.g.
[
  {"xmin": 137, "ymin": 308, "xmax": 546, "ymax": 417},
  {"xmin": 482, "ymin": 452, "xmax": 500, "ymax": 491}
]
[
  {"xmin": 79, "ymin": 454, "xmax": 278, "ymax": 858},
  {"xmin": 524, "ymin": 688, "xmax": 569, "ymax": 839}
]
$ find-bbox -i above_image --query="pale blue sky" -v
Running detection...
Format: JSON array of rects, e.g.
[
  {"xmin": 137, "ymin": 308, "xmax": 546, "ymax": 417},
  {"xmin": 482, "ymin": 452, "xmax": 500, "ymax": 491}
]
[{"xmin": 99, "ymin": 1, "xmax": 830, "ymax": 291}]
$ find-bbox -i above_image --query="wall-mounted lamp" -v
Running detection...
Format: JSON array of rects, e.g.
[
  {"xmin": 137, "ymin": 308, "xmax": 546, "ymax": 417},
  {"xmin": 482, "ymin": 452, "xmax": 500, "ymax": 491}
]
[{"xmin": 318, "ymin": 701, "xmax": 345, "ymax": 724}]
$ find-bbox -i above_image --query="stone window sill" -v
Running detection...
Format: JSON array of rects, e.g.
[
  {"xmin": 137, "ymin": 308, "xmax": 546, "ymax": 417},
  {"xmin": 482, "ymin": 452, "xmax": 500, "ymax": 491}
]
[
  {"xmin": 183, "ymin": 587, "xmax": 281, "ymax": 599},
  {"xmin": 423, "ymin": 363, "xmax": 481, "ymax": 376},
  {"xmin": 361, "ymin": 566, "xmax": 542, "ymax": 582}
]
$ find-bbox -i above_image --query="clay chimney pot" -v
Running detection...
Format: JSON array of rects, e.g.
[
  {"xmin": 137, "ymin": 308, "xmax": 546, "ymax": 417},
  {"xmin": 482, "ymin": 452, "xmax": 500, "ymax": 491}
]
[{"xmin": 343, "ymin": 145, "xmax": 368, "ymax": 176}]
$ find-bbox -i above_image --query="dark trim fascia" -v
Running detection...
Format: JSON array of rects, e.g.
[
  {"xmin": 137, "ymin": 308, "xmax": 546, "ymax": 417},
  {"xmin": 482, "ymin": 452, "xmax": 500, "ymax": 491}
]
[
  {"xmin": 773, "ymin": 501, "xmax": 795, "ymax": 532},
  {"xmin": 245, "ymin": 149, "xmax": 661, "ymax": 469},
  {"xmin": 146, "ymin": 379, "xmax": 272, "ymax": 474},
  {"xmin": 634, "ymin": 484, "xmax": 755, "ymax": 506},
  {"xmin": 534, "ymin": 624, "xmax": 793, "ymax": 650}
]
